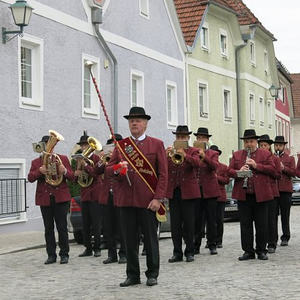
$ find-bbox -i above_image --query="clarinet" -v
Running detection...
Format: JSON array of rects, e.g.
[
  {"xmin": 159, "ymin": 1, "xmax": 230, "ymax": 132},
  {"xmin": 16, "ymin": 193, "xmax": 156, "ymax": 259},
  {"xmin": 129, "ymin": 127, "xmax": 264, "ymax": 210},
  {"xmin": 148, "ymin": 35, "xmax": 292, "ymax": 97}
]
[{"xmin": 242, "ymin": 148, "xmax": 251, "ymax": 189}]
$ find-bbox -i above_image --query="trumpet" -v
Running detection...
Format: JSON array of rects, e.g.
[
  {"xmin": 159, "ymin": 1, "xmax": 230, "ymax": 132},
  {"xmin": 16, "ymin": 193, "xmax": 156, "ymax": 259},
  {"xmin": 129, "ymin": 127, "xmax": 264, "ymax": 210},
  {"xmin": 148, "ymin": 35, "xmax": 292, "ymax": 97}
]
[
  {"xmin": 168, "ymin": 141, "xmax": 188, "ymax": 165},
  {"xmin": 77, "ymin": 136, "xmax": 102, "ymax": 188},
  {"xmin": 43, "ymin": 130, "xmax": 64, "ymax": 187},
  {"xmin": 100, "ymin": 144, "xmax": 114, "ymax": 164},
  {"xmin": 193, "ymin": 141, "xmax": 208, "ymax": 160}
]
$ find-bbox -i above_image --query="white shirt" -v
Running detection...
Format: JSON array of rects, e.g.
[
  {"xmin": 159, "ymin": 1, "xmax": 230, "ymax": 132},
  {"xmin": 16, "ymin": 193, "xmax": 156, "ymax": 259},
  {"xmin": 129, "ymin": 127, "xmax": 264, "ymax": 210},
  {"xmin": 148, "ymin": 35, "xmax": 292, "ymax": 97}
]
[{"xmin": 131, "ymin": 133, "xmax": 146, "ymax": 142}]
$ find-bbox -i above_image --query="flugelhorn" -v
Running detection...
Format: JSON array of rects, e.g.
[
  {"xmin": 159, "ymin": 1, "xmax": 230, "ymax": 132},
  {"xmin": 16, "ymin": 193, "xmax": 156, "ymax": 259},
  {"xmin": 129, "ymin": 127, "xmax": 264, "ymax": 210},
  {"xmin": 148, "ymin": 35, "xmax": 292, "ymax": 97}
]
[
  {"xmin": 168, "ymin": 141, "xmax": 188, "ymax": 165},
  {"xmin": 193, "ymin": 140, "xmax": 208, "ymax": 160},
  {"xmin": 43, "ymin": 130, "xmax": 64, "ymax": 187}
]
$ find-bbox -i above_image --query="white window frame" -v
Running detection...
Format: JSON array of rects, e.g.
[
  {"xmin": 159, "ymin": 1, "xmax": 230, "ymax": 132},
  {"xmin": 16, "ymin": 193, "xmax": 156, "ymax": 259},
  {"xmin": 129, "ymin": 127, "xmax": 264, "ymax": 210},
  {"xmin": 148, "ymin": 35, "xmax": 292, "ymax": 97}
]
[
  {"xmin": 250, "ymin": 40, "xmax": 256, "ymax": 66},
  {"xmin": 166, "ymin": 80, "xmax": 178, "ymax": 129},
  {"xmin": 18, "ymin": 34, "xmax": 44, "ymax": 111},
  {"xmin": 82, "ymin": 53, "xmax": 100, "ymax": 119},
  {"xmin": 264, "ymin": 50, "xmax": 269, "ymax": 74},
  {"xmin": 130, "ymin": 69, "xmax": 145, "ymax": 108},
  {"xmin": 219, "ymin": 29, "xmax": 228, "ymax": 58},
  {"xmin": 259, "ymin": 96, "xmax": 264, "ymax": 127},
  {"xmin": 197, "ymin": 80, "xmax": 209, "ymax": 120},
  {"xmin": 267, "ymin": 100, "xmax": 272, "ymax": 129},
  {"xmin": 278, "ymin": 83, "xmax": 285, "ymax": 103},
  {"xmin": 0, "ymin": 159, "xmax": 27, "ymax": 225},
  {"xmin": 139, "ymin": 0, "xmax": 150, "ymax": 19},
  {"xmin": 223, "ymin": 87, "xmax": 232, "ymax": 123},
  {"xmin": 249, "ymin": 92, "xmax": 255, "ymax": 126},
  {"xmin": 201, "ymin": 22, "xmax": 209, "ymax": 51}
]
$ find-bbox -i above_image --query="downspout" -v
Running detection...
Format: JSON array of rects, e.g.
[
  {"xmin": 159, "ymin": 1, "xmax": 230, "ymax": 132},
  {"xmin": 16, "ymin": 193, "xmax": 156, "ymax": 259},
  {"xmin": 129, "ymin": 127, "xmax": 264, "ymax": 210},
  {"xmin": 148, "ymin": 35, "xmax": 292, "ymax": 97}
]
[{"xmin": 91, "ymin": 7, "xmax": 118, "ymax": 132}]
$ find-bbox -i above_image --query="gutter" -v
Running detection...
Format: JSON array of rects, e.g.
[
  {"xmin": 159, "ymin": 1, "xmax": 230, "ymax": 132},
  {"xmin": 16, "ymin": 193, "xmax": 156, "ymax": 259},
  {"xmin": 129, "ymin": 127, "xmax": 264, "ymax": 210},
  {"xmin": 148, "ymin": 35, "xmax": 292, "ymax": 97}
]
[{"xmin": 91, "ymin": 7, "xmax": 118, "ymax": 132}]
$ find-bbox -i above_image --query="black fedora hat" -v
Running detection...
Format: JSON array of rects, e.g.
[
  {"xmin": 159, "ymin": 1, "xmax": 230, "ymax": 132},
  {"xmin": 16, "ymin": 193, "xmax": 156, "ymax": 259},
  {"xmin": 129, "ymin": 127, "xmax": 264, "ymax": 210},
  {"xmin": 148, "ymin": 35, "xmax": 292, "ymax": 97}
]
[
  {"xmin": 77, "ymin": 130, "xmax": 89, "ymax": 145},
  {"xmin": 123, "ymin": 106, "xmax": 151, "ymax": 120},
  {"xmin": 172, "ymin": 125, "xmax": 192, "ymax": 135},
  {"xmin": 274, "ymin": 136, "xmax": 288, "ymax": 144},
  {"xmin": 193, "ymin": 127, "xmax": 212, "ymax": 137},
  {"xmin": 107, "ymin": 133, "xmax": 123, "ymax": 145},
  {"xmin": 40, "ymin": 135, "xmax": 50, "ymax": 143},
  {"xmin": 258, "ymin": 134, "xmax": 273, "ymax": 145},
  {"xmin": 240, "ymin": 129, "xmax": 259, "ymax": 140},
  {"xmin": 210, "ymin": 145, "xmax": 222, "ymax": 155}
]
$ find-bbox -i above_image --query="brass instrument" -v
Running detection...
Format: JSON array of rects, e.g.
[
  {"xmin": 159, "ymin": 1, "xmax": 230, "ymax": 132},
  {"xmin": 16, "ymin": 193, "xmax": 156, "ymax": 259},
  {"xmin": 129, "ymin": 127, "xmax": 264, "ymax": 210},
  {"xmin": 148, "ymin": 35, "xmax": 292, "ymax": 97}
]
[
  {"xmin": 168, "ymin": 141, "xmax": 188, "ymax": 165},
  {"xmin": 100, "ymin": 144, "xmax": 115, "ymax": 164},
  {"xmin": 43, "ymin": 130, "xmax": 65, "ymax": 187},
  {"xmin": 193, "ymin": 141, "xmax": 209, "ymax": 160},
  {"xmin": 77, "ymin": 136, "xmax": 102, "ymax": 188}
]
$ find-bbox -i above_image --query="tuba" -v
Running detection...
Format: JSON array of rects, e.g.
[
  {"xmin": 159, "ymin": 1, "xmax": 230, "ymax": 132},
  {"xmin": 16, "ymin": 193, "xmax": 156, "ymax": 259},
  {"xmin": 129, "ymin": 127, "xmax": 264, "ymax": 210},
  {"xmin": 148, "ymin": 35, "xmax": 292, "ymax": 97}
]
[
  {"xmin": 43, "ymin": 130, "xmax": 65, "ymax": 187},
  {"xmin": 168, "ymin": 141, "xmax": 188, "ymax": 165},
  {"xmin": 77, "ymin": 136, "xmax": 102, "ymax": 188}
]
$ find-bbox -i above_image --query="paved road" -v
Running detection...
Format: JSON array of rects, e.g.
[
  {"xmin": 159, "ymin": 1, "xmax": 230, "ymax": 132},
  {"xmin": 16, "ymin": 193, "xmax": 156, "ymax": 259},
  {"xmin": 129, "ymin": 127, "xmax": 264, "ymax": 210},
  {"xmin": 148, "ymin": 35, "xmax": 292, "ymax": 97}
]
[{"xmin": 1, "ymin": 207, "xmax": 300, "ymax": 300}]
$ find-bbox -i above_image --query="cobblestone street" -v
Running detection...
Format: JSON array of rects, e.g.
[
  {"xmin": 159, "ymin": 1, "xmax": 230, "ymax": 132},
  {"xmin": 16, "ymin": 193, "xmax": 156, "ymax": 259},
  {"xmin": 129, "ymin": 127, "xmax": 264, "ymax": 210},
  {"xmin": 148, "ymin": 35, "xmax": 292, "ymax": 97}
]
[{"xmin": 1, "ymin": 207, "xmax": 300, "ymax": 300}]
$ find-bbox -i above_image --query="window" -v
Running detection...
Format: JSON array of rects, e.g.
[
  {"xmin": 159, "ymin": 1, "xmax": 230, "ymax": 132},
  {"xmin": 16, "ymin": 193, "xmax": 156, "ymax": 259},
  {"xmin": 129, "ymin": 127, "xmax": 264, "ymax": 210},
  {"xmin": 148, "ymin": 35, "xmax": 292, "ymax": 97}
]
[
  {"xmin": 267, "ymin": 100, "xmax": 272, "ymax": 129},
  {"xmin": 82, "ymin": 54, "xmax": 100, "ymax": 119},
  {"xmin": 201, "ymin": 23, "xmax": 209, "ymax": 50},
  {"xmin": 223, "ymin": 89, "xmax": 232, "ymax": 122},
  {"xmin": 259, "ymin": 97, "xmax": 264, "ymax": 127},
  {"xmin": 19, "ymin": 34, "xmax": 43, "ymax": 111},
  {"xmin": 220, "ymin": 30, "xmax": 228, "ymax": 57},
  {"xmin": 198, "ymin": 81, "xmax": 209, "ymax": 119},
  {"xmin": 131, "ymin": 69, "xmax": 144, "ymax": 107},
  {"xmin": 249, "ymin": 93, "xmax": 255, "ymax": 125},
  {"xmin": 139, "ymin": 0, "xmax": 149, "ymax": 18},
  {"xmin": 166, "ymin": 81, "xmax": 177, "ymax": 127},
  {"xmin": 264, "ymin": 50, "xmax": 269, "ymax": 73},
  {"xmin": 250, "ymin": 41, "xmax": 256, "ymax": 66},
  {"xmin": 278, "ymin": 84, "xmax": 284, "ymax": 103}
]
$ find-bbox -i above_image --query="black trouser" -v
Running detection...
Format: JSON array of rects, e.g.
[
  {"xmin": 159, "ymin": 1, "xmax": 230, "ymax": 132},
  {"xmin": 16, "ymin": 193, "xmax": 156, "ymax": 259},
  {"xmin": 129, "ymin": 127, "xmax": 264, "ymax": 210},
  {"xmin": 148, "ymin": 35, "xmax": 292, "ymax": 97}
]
[
  {"xmin": 40, "ymin": 196, "xmax": 69, "ymax": 258},
  {"xmin": 278, "ymin": 192, "xmax": 292, "ymax": 242},
  {"xmin": 267, "ymin": 198, "xmax": 279, "ymax": 248},
  {"xmin": 238, "ymin": 195, "xmax": 268, "ymax": 255},
  {"xmin": 102, "ymin": 192, "xmax": 126, "ymax": 258},
  {"xmin": 120, "ymin": 207, "xmax": 159, "ymax": 280},
  {"xmin": 195, "ymin": 197, "xmax": 217, "ymax": 250},
  {"xmin": 169, "ymin": 187, "xmax": 196, "ymax": 257},
  {"xmin": 216, "ymin": 202, "xmax": 225, "ymax": 245},
  {"xmin": 81, "ymin": 201, "xmax": 101, "ymax": 251}
]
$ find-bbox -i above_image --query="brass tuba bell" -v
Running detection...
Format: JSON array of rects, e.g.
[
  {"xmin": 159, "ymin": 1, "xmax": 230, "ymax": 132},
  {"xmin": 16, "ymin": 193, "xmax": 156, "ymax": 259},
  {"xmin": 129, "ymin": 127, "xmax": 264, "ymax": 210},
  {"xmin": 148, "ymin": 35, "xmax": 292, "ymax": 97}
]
[
  {"xmin": 77, "ymin": 136, "xmax": 102, "ymax": 188},
  {"xmin": 43, "ymin": 130, "xmax": 65, "ymax": 187}
]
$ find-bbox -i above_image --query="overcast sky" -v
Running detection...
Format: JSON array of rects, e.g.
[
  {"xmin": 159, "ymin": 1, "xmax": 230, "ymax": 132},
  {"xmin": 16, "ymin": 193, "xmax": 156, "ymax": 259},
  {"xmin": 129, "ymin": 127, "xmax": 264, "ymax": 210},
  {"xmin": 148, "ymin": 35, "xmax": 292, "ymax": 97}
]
[{"xmin": 242, "ymin": 0, "xmax": 300, "ymax": 73}]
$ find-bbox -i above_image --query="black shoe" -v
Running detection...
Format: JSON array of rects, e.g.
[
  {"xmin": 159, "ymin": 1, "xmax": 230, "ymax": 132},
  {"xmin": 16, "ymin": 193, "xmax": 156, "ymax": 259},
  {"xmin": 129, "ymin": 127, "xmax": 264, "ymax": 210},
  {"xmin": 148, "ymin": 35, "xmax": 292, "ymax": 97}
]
[
  {"xmin": 78, "ymin": 249, "xmax": 93, "ymax": 257},
  {"xmin": 257, "ymin": 253, "xmax": 268, "ymax": 260},
  {"xmin": 60, "ymin": 256, "xmax": 69, "ymax": 264},
  {"xmin": 141, "ymin": 249, "xmax": 146, "ymax": 256},
  {"xmin": 118, "ymin": 256, "xmax": 127, "ymax": 264},
  {"xmin": 216, "ymin": 244, "xmax": 223, "ymax": 249},
  {"xmin": 168, "ymin": 255, "xmax": 183, "ymax": 263},
  {"xmin": 280, "ymin": 240, "xmax": 288, "ymax": 246},
  {"xmin": 146, "ymin": 277, "xmax": 157, "ymax": 286},
  {"xmin": 268, "ymin": 247, "xmax": 276, "ymax": 254},
  {"xmin": 103, "ymin": 257, "xmax": 118, "ymax": 264},
  {"xmin": 44, "ymin": 256, "xmax": 56, "ymax": 265},
  {"xmin": 120, "ymin": 278, "xmax": 141, "ymax": 287},
  {"xmin": 238, "ymin": 252, "xmax": 255, "ymax": 261},
  {"xmin": 210, "ymin": 248, "xmax": 218, "ymax": 255},
  {"xmin": 94, "ymin": 250, "xmax": 101, "ymax": 257},
  {"xmin": 186, "ymin": 255, "xmax": 194, "ymax": 262},
  {"xmin": 194, "ymin": 248, "xmax": 200, "ymax": 255}
]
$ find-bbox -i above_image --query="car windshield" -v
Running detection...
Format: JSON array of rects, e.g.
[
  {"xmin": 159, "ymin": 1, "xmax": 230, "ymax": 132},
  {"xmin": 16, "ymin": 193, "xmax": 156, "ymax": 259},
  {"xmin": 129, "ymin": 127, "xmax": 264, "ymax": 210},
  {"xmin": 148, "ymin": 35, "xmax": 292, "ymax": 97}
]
[{"xmin": 293, "ymin": 181, "xmax": 300, "ymax": 192}]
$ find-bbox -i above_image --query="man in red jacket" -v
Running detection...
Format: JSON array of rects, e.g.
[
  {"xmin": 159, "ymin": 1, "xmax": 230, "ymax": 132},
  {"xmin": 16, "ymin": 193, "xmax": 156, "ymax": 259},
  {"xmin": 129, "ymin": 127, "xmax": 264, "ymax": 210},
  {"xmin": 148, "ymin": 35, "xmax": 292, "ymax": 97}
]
[
  {"xmin": 28, "ymin": 135, "xmax": 74, "ymax": 265},
  {"xmin": 194, "ymin": 127, "xmax": 220, "ymax": 255},
  {"xmin": 274, "ymin": 136, "xmax": 296, "ymax": 246},
  {"xmin": 228, "ymin": 129, "xmax": 275, "ymax": 261},
  {"xmin": 106, "ymin": 107, "xmax": 168, "ymax": 287},
  {"xmin": 210, "ymin": 145, "xmax": 229, "ymax": 249},
  {"xmin": 74, "ymin": 132, "xmax": 102, "ymax": 258},
  {"xmin": 166, "ymin": 125, "xmax": 201, "ymax": 263}
]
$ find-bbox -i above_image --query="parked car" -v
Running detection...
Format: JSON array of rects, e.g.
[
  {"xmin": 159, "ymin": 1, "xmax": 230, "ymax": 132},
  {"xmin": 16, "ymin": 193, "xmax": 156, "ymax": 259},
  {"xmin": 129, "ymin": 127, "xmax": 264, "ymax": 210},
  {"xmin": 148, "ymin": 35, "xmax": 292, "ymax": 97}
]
[
  {"xmin": 224, "ymin": 179, "xmax": 239, "ymax": 220},
  {"xmin": 292, "ymin": 177, "xmax": 300, "ymax": 205}
]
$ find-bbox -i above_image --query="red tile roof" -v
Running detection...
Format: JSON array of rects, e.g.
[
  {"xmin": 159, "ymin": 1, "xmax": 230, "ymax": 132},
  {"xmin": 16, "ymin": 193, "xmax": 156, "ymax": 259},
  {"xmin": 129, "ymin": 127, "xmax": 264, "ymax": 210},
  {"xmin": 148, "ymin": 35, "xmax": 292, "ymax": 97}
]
[{"xmin": 291, "ymin": 74, "xmax": 300, "ymax": 118}]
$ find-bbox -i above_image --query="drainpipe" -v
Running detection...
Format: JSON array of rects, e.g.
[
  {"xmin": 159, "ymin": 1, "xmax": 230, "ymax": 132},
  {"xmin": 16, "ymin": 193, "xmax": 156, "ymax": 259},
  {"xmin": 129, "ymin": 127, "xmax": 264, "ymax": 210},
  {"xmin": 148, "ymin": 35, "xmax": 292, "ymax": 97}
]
[{"xmin": 91, "ymin": 7, "xmax": 118, "ymax": 132}]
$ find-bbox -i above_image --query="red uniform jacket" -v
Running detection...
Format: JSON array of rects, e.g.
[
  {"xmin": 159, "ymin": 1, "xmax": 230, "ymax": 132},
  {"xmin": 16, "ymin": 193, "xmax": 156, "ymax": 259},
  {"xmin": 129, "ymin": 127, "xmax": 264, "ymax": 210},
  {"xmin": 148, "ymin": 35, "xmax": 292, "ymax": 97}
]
[
  {"xmin": 269, "ymin": 154, "xmax": 281, "ymax": 198},
  {"xmin": 216, "ymin": 163, "xmax": 229, "ymax": 202},
  {"xmin": 166, "ymin": 147, "xmax": 201, "ymax": 200},
  {"xmin": 228, "ymin": 148, "xmax": 275, "ymax": 202},
  {"xmin": 277, "ymin": 152, "xmax": 296, "ymax": 193},
  {"xmin": 297, "ymin": 159, "xmax": 300, "ymax": 178},
  {"xmin": 78, "ymin": 154, "xmax": 101, "ymax": 202},
  {"xmin": 106, "ymin": 136, "xmax": 168, "ymax": 208},
  {"xmin": 196, "ymin": 149, "xmax": 220, "ymax": 199},
  {"xmin": 28, "ymin": 155, "xmax": 74, "ymax": 206}
]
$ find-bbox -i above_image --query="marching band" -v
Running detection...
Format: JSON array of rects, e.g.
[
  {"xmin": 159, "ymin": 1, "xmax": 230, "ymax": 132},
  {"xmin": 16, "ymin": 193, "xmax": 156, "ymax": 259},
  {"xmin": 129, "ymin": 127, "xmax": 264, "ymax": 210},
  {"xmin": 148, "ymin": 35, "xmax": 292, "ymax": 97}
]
[{"xmin": 28, "ymin": 107, "xmax": 298, "ymax": 287}]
